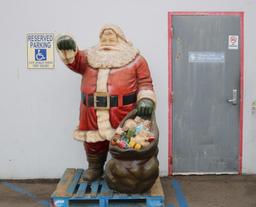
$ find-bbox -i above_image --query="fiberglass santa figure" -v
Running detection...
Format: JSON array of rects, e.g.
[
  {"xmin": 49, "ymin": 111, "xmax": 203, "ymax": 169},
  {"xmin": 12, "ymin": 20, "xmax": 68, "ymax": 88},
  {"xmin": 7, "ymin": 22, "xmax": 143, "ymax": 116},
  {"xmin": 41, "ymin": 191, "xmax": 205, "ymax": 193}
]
[{"xmin": 56, "ymin": 24, "xmax": 156, "ymax": 181}]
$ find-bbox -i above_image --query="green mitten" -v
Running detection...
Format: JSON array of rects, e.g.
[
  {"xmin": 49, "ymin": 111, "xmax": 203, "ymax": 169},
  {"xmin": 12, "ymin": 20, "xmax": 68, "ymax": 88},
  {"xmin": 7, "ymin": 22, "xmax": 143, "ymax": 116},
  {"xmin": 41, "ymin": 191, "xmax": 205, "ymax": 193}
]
[
  {"xmin": 137, "ymin": 99, "xmax": 154, "ymax": 117},
  {"xmin": 57, "ymin": 35, "xmax": 76, "ymax": 51}
]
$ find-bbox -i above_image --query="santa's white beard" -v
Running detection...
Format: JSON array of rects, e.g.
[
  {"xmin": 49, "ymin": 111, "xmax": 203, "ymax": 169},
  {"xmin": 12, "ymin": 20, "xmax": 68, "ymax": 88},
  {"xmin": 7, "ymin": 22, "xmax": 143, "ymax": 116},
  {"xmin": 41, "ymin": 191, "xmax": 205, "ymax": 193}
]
[{"xmin": 87, "ymin": 42, "xmax": 139, "ymax": 68}]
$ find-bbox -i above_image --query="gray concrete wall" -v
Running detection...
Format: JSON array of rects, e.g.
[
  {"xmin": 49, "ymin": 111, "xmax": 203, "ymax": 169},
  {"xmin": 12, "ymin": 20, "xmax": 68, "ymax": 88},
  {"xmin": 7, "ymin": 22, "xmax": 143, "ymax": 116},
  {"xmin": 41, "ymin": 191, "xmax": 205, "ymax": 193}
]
[{"xmin": 0, "ymin": 0, "xmax": 255, "ymax": 178}]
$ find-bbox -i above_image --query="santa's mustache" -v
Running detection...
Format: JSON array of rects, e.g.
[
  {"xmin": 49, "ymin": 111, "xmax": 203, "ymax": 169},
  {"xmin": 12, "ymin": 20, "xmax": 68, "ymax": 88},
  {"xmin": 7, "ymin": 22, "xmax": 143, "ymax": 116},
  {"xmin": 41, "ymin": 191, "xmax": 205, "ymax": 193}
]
[{"xmin": 99, "ymin": 45, "xmax": 122, "ymax": 51}]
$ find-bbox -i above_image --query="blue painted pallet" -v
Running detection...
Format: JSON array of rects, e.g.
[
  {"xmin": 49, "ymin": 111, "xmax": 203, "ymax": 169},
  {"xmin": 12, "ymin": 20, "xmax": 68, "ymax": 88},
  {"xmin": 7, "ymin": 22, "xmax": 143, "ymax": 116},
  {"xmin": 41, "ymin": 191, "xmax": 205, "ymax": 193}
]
[{"xmin": 51, "ymin": 168, "xmax": 164, "ymax": 207}]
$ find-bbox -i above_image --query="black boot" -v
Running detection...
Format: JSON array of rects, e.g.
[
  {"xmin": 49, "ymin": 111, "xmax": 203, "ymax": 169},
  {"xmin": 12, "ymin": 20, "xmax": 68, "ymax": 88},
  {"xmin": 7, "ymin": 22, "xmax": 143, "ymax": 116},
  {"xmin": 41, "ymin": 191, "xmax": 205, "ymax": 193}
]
[{"xmin": 83, "ymin": 152, "xmax": 107, "ymax": 182}]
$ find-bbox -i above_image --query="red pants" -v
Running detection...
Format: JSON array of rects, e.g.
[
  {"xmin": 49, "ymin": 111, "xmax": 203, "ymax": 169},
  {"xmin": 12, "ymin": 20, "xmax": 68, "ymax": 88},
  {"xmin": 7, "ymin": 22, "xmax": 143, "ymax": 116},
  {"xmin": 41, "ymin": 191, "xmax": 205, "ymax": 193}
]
[{"xmin": 84, "ymin": 140, "xmax": 109, "ymax": 154}]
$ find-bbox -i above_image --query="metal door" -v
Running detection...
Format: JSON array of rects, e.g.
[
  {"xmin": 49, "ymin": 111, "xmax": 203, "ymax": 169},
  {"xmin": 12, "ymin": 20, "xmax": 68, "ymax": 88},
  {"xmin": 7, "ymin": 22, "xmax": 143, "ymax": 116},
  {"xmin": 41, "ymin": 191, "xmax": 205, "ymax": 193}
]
[{"xmin": 170, "ymin": 13, "xmax": 243, "ymax": 174}]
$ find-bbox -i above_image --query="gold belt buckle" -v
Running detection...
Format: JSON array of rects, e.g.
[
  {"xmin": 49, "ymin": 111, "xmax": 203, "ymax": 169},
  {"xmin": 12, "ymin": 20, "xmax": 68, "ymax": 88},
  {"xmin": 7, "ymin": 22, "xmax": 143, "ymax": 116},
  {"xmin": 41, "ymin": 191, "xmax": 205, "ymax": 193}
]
[{"xmin": 94, "ymin": 92, "xmax": 110, "ymax": 109}]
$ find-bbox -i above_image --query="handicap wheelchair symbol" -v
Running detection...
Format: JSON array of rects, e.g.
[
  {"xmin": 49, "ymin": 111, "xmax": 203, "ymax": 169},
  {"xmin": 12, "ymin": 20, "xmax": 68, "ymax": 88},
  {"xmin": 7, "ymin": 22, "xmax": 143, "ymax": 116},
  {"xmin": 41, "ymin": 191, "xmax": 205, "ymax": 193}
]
[{"xmin": 35, "ymin": 49, "xmax": 47, "ymax": 61}]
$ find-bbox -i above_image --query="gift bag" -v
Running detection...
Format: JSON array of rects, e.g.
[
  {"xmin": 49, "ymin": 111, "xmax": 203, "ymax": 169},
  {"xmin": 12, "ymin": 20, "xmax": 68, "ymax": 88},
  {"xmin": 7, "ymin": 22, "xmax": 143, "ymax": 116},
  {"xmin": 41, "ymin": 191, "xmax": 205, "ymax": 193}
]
[{"xmin": 105, "ymin": 109, "xmax": 159, "ymax": 194}]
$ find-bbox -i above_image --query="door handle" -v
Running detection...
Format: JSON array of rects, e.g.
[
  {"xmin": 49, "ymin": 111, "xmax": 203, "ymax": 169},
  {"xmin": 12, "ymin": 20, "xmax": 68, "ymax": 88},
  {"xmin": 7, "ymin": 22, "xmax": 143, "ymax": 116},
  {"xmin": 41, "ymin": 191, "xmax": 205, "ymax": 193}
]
[{"xmin": 227, "ymin": 89, "xmax": 238, "ymax": 105}]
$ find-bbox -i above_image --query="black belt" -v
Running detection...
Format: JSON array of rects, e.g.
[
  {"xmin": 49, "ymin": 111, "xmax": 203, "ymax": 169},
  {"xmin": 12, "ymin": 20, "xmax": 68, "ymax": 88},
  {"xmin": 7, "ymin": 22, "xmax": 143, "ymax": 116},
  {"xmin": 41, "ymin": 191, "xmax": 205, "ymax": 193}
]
[{"xmin": 81, "ymin": 92, "xmax": 136, "ymax": 109}]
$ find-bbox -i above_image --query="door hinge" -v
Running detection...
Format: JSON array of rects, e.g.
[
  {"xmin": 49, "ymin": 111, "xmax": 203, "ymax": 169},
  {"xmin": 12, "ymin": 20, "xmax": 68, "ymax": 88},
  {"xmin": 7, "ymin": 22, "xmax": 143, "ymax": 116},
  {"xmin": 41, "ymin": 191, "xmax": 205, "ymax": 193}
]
[
  {"xmin": 169, "ymin": 26, "xmax": 174, "ymax": 38},
  {"xmin": 169, "ymin": 91, "xmax": 174, "ymax": 103},
  {"xmin": 169, "ymin": 156, "xmax": 173, "ymax": 165}
]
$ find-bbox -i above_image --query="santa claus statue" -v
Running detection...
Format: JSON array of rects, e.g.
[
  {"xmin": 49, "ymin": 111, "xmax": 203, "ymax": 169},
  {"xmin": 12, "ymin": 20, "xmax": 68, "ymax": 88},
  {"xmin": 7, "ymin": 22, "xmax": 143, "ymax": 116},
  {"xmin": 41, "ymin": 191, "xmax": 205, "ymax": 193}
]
[{"xmin": 56, "ymin": 24, "xmax": 156, "ymax": 181}]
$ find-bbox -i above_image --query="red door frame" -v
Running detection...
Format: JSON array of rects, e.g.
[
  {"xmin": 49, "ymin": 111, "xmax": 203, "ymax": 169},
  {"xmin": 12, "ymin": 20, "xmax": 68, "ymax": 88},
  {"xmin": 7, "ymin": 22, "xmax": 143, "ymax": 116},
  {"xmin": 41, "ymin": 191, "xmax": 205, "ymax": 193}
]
[{"xmin": 168, "ymin": 11, "xmax": 244, "ymax": 175}]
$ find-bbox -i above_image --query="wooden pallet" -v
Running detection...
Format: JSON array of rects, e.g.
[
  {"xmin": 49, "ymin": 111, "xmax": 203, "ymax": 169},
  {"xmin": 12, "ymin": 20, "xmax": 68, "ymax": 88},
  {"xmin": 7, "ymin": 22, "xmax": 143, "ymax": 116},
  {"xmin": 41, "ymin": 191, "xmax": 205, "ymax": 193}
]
[{"xmin": 51, "ymin": 168, "xmax": 164, "ymax": 207}]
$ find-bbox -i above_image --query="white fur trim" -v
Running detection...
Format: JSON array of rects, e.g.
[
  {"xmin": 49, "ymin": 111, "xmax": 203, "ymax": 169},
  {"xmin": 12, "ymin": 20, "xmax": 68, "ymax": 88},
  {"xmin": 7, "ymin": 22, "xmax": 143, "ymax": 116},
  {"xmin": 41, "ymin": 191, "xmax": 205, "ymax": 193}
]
[
  {"xmin": 72, "ymin": 111, "xmax": 115, "ymax": 142},
  {"xmin": 95, "ymin": 68, "xmax": 115, "ymax": 141},
  {"xmin": 137, "ymin": 90, "xmax": 157, "ymax": 105},
  {"xmin": 73, "ymin": 128, "xmax": 106, "ymax": 142},
  {"xmin": 99, "ymin": 24, "xmax": 127, "ymax": 43},
  {"xmin": 97, "ymin": 69, "xmax": 110, "ymax": 92},
  {"xmin": 96, "ymin": 110, "xmax": 115, "ymax": 140}
]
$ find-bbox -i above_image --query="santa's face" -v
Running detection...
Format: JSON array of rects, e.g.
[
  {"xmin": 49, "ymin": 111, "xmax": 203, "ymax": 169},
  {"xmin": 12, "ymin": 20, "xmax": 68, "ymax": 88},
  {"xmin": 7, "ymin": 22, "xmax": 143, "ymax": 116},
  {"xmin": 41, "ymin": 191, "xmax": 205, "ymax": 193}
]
[{"xmin": 100, "ymin": 29, "xmax": 118, "ymax": 49}]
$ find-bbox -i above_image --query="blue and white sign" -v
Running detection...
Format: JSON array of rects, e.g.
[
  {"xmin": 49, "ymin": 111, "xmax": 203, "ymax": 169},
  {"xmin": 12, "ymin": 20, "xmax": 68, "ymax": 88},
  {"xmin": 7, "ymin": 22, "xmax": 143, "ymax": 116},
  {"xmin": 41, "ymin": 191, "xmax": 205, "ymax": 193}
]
[
  {"xmin": 27, "ymin": 33, "xmax": 54, "ymax": 69},
  {"xmin": 189, "ymin": 52, "xmax": 225, "ymax": 63},
  {"xmin": 35, "ymin": 49, "xmax": 47, "ymax": 61}
]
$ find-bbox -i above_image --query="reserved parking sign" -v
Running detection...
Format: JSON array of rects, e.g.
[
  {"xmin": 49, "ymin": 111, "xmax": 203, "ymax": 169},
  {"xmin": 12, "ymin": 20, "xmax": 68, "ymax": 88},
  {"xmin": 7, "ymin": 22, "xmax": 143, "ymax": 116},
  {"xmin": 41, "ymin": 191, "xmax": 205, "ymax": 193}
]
[{"xmin": 27, "ymin": 33, "xmax": 54, "ymax": 69}]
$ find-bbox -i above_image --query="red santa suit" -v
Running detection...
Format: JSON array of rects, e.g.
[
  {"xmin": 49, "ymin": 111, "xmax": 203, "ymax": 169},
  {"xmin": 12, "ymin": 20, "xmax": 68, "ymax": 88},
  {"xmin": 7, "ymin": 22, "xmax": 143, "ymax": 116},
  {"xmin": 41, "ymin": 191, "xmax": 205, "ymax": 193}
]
[{"xmin": 63, "ymin": 36, "xmax": 156, "ymax": 154}]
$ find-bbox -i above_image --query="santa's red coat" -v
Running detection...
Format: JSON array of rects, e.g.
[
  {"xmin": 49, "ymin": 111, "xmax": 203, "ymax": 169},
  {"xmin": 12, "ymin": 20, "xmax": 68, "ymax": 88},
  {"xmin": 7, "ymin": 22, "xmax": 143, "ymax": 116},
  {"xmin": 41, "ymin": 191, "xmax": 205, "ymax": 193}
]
[{"xmin": 67, "ymin": 50, "xmax": 154, "ymax": 131}]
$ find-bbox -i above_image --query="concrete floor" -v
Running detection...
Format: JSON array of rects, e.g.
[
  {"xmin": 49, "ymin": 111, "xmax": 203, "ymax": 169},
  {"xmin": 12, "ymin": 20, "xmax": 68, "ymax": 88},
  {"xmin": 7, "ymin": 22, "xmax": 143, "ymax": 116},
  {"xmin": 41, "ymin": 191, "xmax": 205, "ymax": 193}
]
[
  {"xmin": 0, "ymin": 175, "xmax": 256, "ymax": 207},
  {"xmin": 162, "ymin": 175, "xmax": 256, "ymax": 207}
]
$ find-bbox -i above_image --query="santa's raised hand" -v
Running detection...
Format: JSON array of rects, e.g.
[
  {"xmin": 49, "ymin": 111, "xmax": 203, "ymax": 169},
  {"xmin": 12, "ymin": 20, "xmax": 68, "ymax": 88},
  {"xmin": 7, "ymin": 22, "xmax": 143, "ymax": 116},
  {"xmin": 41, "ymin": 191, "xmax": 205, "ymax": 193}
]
[{"xmin": 56, "ymin": 35, "xmax": 77, "ymax": 65}]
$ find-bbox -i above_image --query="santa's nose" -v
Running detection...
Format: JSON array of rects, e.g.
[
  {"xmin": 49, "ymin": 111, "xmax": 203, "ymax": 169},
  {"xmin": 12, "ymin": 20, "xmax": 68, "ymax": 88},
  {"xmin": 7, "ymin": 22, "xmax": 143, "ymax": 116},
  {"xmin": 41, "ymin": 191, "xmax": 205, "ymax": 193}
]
[{"xmin": 101, "ymin": 40, "xmax": 117, "ymax": 46}]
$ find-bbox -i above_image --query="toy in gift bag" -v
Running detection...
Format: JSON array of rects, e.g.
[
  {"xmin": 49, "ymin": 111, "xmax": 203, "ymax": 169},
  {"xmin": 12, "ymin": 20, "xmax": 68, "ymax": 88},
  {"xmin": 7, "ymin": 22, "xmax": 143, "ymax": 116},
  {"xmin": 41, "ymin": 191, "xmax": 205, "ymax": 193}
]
[{"xmin": 111, "ymin": 116, "xmax": 156, "ymax": 150}]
